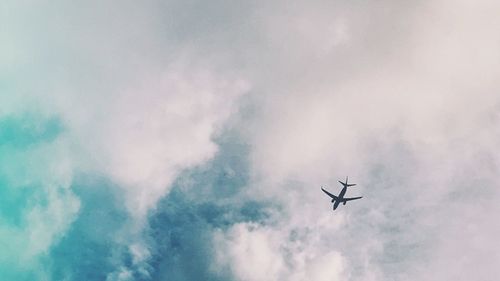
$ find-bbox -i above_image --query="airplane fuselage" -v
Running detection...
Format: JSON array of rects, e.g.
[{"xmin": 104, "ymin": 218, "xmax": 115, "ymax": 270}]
[{"xmin": 332, "ymin": 187, "xmax": 347, "ymax": 210}]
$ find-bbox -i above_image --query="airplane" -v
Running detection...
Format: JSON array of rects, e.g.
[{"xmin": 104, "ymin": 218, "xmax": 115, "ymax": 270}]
[{"xmin": 321, "ymin": 176, "xmax": 362, "ymax": 210}]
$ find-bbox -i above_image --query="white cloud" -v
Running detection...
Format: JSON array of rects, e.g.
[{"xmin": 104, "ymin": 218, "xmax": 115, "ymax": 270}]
[
  {"xmin": 214, "ymin": 223, "xmax": 286, "ymax": 281},
  {"xmin": 3, "ymin": 0, "xmax": 500, "ymax": 279},
  {"xmin": 234, "ymin": 0, "xmax": 500, "ymax": 280},
  {"xmin": 56, "ymin": 59, "xmax": 248, "ymax": 215},
  {"xmin": 1, "ymin": 1, "xmax": 249, "ymax": 275},
  {"xmin": 1, "ymin": 0, "xmax": 250, "ymax": 216},
  {"xmin": 213, "ymin": 221, "xmax": 346, "ymax": 281}
]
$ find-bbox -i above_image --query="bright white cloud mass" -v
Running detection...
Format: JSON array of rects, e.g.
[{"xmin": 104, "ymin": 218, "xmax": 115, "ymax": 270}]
[{"xmin": 1, "ymin": 0, "xmax": 499, "ymax": 280}]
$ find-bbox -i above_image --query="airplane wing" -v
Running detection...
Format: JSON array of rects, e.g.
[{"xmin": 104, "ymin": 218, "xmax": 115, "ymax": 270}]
[
  {"xmin": 321, "ymin": 187, "xmax": 338, "ymax": 200},
  {"xmin": 342, "ymin": 196, "xmax": 362, "ymax": 202}
]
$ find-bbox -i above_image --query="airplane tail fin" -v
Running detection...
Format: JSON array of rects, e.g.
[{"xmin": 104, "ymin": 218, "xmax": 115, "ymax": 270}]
[{"xmin": 339, "ymin": 176, "xmax": 356, "ymax": 187}]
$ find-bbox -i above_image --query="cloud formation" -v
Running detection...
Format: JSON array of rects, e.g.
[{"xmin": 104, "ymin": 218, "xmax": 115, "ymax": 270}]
[
  {"xmin": 241, "ymin": 1, "xmax": 500, "ymax": 280},
  {"xmin": 1, "ymin": 0, "xmax": 500, "ymax": 280}
]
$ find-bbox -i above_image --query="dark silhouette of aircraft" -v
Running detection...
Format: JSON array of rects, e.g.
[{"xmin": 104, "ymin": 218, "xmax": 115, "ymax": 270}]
[{"xmin": 321, "ymin": 177, "xmax": 362, "ymax": 210}]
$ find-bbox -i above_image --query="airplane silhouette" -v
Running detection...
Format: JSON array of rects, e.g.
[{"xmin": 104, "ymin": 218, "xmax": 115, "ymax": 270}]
[{"xmin": 321, "ymin": 177, "xmax": 362, "ymax": 210}]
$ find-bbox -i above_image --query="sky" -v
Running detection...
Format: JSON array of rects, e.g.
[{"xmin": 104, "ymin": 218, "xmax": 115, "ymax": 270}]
[{"xmin": 1, "ymin": 0, "xmax": 500, "ymax": 280}]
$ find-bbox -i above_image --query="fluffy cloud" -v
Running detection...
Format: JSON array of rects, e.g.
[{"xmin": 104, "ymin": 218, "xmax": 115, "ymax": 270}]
[
  {"xmin": 213, "ymin": 221, "xmax": 347, "ymax": 281},
  {"xmin": 1, "ymin": 0, "xmax": 248, "ymax": 277},
  {"xmin": 1, "ymin": 0, "xmax": 249, "ymax": 214},
  {"xmin": 56, "ymin": 59, "xmax": 248, "ymax": 215},
  {"xmin": 2, "ymin": 0, "xmax": 500, "ymax": 280},
  {"xmin": 241, "ymin": 0, "xmax": 500, "ymax": 280}
]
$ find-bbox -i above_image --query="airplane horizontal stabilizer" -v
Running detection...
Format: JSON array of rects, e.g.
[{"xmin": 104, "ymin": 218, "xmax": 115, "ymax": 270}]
[{"xmin": 339, "ymin": 181, "xmax": 356, "ymax": 187}]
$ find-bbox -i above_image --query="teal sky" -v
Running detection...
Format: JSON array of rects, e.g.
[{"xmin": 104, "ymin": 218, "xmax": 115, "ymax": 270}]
[{"xmin": 1, "ymin": 1, "xmax": 500, "ymax": 280}]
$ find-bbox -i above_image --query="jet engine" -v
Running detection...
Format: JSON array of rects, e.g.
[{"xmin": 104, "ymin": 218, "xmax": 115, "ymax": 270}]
[{"xmin": 343, "ymin": 201, "xmax": 346, "ymax": 205}]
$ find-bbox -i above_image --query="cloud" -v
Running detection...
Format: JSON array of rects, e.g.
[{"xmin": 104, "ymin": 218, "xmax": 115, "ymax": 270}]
[
  {"xmin": 239, "ymin": 0, "xmax": 500, "ymax": 280},
  {"xmin": 2, "ymin": 0, "xmax": 250, "ymax": 214},
  {"xmin": 0, "ymin": 114, "xmax": 79, "ymax": 279},
  {"xmin": 1, "ymin": 0, "xmax": 248, "ymax": 278},
  {"xmin": 141, "ymin": 134, "xmax": 272, "ymax": 280},
  {"xmin": 2, "ymin": 0, "xmax": 500, "ymax": 280},
  {"xmin": 214, "ymin": 223, "xmax": 288, "ymax": 281},
  {"xmin": 57, "ymin": 59, "xmax": 248, "ymax": 215},
  {"xmin": 213, "ymin": 222, "xmax": 347, "ymax": 281}
]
